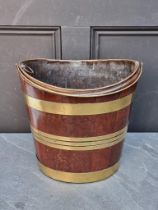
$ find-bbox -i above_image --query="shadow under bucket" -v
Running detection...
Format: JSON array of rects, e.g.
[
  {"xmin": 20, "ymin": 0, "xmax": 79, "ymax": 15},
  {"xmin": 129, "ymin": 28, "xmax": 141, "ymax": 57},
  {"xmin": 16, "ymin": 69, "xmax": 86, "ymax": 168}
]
[{"xmin": 17, "ymin": 58, "xmax": 142, "ymax": 183}]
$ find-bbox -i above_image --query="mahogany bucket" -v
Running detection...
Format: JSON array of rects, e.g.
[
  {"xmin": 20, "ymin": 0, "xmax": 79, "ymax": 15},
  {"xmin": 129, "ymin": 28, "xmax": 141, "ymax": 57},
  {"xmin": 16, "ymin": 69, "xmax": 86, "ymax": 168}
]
[{"xmin": 17, "ymin": 58, "xmax": 142, "ymax": 183}]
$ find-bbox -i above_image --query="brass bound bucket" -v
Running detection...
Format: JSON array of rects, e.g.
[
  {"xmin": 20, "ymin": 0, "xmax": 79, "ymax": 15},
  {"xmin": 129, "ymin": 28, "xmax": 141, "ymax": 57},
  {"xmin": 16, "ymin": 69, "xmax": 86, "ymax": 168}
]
[{"xmin": 17, "ymin": 59, "xmax": 142, "ymax": 183}]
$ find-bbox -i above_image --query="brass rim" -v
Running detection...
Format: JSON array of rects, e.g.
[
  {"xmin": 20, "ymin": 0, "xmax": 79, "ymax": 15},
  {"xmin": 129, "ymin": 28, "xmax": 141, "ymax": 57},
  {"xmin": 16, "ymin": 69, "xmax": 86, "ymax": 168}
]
[
  {"xmin": 17, "ymin": 65, "xmax": 142, "ymax": 97},
  {"xmin": 38, "ymin": 160, "xmax": 119, "ymax": 183},
  {"xmin": 21, "ymin": 66, "xmax": 140, "ymax": 96},
  {"xmin": 18, "ymin": 58, "xmax": 140, "ymax": 92}
]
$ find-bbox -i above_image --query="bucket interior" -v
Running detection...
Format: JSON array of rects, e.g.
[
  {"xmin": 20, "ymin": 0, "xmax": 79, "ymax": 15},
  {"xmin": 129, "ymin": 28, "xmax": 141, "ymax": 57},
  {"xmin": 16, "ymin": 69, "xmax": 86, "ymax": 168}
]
[{"xmin": 20, "ymin": 60, "xmax": 136, "ymax": 89}]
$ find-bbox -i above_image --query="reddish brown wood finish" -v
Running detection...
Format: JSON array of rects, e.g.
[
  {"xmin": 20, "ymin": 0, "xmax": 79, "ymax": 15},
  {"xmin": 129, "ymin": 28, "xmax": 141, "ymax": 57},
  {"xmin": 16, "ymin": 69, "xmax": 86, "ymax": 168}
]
[
  {"xmin": 27, "ymin": 106, "xmax": 130, "ymax": 137},
  {"xmin": 35, "ymin": 140, "xmax": 124, "ymax": 173},
  {"xmin": 22, "ymin": 78, "xmax": 136, "ymax": 103},
  {"xmin": 19, "ymin": 73, "xmax": 136, "ymax": 175}
]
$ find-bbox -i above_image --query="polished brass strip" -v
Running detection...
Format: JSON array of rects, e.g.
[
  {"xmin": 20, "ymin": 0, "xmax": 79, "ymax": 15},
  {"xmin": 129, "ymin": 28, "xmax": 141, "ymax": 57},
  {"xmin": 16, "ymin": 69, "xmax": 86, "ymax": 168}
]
[
  {"xmin": 34, "ymin": 136, "xmax": 124, "ymax": 150},
  {"xmin": 31, "ymin": 126, "xmax": 127, "ymax": 142},
  {"xmin": 38, "ymin": 161, "xmax": 119, "ymax": 183},
  {"xmin": 33, "ymin": 131, "xmax": 125, "ymax": 146},
  {"xmin": 25, "ymin": 94, "xmax": 133, "ymax": 116}
]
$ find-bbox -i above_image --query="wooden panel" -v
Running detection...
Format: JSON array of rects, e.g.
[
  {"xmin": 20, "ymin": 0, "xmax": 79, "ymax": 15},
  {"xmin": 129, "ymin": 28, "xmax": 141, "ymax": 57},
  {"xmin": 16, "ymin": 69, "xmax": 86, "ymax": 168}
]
[
  {"xmin": 0, "ymin": 26, "xmax": 61, "ymax": 132},
  {"xmin": 62, "ymin": 27, "xmax": 89, "ymax": 59},
  {"xmin": 90, "ymin": 27, "xmax": 158, "ymax": 132}
]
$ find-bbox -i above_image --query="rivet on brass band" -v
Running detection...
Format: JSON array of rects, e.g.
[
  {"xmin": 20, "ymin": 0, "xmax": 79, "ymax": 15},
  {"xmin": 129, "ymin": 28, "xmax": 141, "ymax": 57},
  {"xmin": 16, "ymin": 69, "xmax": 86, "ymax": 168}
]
[
  {"xmin": 25, "ymin": 94, "xmax": 133, "ymax": 116},
  {"xmin": 31, "ymin": 126, "xmax": 127, "ymax": 142},
  {"xmin": 38, "ymin": 160, "xmax": 119, "ymax": 183}
]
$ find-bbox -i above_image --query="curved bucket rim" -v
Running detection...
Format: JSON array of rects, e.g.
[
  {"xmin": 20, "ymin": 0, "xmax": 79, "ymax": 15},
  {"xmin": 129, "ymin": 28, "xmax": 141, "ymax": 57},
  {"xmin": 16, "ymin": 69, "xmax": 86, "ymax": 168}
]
[
  {"xmin": 17, "ymin": 58, "xmax": 141, "ymax": 95},
  {"xmin": 17, "ymin": 64, "xmax": 142, "ymax": 98}
]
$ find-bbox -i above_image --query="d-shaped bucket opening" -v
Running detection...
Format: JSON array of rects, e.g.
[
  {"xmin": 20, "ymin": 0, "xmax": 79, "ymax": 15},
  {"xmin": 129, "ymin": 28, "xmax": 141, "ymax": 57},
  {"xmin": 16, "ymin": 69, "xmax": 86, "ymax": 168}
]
[{"xmin": 20, "ymin": 59, "xmax": 139, "ymax": 90}]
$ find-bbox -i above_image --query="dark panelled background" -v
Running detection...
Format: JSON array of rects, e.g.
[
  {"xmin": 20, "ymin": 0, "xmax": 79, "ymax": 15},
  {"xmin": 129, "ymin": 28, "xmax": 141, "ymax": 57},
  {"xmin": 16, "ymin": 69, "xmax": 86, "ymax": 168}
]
[{"xmin": 0, "ymin": 0, "xmax": 158, "ymax": 132}]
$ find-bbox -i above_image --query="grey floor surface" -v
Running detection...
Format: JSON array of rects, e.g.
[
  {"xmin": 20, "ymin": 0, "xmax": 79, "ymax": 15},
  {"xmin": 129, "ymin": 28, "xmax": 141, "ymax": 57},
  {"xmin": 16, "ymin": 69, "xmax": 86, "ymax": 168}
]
[{"xmin": 0, "ymin": 133, "xmax": 158, "ymax": 210}]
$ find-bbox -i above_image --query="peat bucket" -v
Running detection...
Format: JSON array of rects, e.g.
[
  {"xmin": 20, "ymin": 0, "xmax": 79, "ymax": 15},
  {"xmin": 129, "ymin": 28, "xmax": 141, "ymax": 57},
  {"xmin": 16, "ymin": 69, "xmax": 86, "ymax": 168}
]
[{"xmin": 17, "ymin": 58, "xmax": 142, "ymax": 183}]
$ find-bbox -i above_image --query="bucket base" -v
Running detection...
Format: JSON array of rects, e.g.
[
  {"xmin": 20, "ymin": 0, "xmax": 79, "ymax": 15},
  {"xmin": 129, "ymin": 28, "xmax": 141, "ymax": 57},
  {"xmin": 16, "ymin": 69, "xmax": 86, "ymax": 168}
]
[{"xmin": 37, "ymin": 161, "xmax": 119, "ymax": 183}]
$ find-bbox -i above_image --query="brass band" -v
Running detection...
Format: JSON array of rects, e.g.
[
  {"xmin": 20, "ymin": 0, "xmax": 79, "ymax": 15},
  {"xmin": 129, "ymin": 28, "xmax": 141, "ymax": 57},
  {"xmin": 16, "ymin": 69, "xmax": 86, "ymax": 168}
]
[
  {"xmin": 31, "ymin": 126, "xmax": 127, "ymax": 142},
  {"xmin": 32, "ymin": 127, "xmax": 126, "ymax": 150},
  {"xmin": 25, "ymin": 93, "xmax": 133, "ymax": 116},
  {"xmin": 33, "ymin": 131, "xmax": 125, "ymax": 146},
  {"xmin": 38, "ymin": 161, "xmax": 119, "ymax": 183},
  {"xmin": 34, "ymin": 136, "xmax": 124, "ymax": 150}
]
